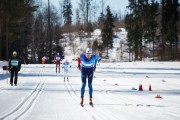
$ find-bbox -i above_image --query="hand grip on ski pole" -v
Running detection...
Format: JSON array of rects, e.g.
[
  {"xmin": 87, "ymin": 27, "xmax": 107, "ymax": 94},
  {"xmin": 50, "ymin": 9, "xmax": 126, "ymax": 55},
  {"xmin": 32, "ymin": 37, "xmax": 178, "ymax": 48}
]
[{"xmin": 77, "ymin": 65, "xmax": 81, "ymax": 71}]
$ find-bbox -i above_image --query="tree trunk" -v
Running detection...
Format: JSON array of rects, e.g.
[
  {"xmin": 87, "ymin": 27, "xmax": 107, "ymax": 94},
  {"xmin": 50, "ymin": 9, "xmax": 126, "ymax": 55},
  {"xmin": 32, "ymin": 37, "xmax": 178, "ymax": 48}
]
[
  {"xmin": 0, "ymin": 24, "xmax": 2, "ymax": 59},
  {"xmin": 6, "ymin": 20, "xmax": 9, "ymax": 60},
  {"xmin": 48, "ymin": 0, "xmax": 52, "ymax": 63},
  {"xmin": 152, "ymin": 38, "xmax": 155, "ymax": 60},
  {"xmin": 32, "ymin": 20, "xmax": 36, "ymax": 63},
  {"xmin": 86, "ymin": 0, "xmax": 88, "ymax": 23}
]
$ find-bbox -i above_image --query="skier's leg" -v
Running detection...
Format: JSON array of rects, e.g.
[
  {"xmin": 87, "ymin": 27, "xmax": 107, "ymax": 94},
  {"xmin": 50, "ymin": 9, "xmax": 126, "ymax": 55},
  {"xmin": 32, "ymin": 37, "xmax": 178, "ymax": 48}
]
[
  {"xmin": 80, "ymin": 96, "xmax": 84, "ymax": 105},
  {"xmin": 66, "ymin": 68, "xmax": 69, "ymax": 81},
  {"xmin": 81, "ymin": 74, "xmax": 86, "ymax": 98},
  {"xmin": 10, "ymin": 69, "xmax": 14, "ymax": 85},
  {"xmin": 56, "ymin": 64, "xmax": 57, "ymax": 73},
  {"xmin": 14, "ymin": 69, "xmax": 18, "ymax": 85},
  {"xmin": 88, "ymin": 73, "xmax": 93, "ymax": 98},
  {"xmin": 63, "ymin": 68, "xmax": 66, "ymax": 81},
  {"xmin": 59, "ymin": 64, "xmax": 60, "ymax": 73}
]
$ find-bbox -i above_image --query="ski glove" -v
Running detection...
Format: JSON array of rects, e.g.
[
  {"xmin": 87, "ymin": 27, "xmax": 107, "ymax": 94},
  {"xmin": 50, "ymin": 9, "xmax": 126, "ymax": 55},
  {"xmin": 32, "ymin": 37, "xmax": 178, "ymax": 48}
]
[
  {"xmin": 94, "ymin": 66, "xmax": 96, "ymax": 72},
  {"xmin": 78, "ymin": 65, "xmax": 81, "ymax": 71}
]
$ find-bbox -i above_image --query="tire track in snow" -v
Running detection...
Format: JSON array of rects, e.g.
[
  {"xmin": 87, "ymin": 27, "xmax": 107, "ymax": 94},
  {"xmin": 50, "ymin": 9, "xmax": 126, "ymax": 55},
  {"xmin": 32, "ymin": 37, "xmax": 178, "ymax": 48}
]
[{"xmin": 0, "ymin": 68, "xmax": 45, "ymax": 120}]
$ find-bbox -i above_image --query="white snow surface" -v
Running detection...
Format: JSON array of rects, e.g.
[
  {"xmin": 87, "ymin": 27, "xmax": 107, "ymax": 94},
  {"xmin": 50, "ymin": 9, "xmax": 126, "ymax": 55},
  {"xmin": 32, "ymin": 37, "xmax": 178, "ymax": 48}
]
[{"xmin": 0, "ymin": 60, "xmax": 180, "ymax": 120}]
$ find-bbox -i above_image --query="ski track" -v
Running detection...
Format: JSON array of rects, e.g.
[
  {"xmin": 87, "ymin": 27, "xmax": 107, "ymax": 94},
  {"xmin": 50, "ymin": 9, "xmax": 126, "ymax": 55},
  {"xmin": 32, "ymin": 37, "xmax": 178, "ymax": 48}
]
[
  {"xmin": 62, "ymin": 76, "xmax": 97, "ymax": 120},
  {"xmin": 0, "ymin": 63, "xmax": 180, "ymax": 120},
  {"xmin": 0, "ymin": 68, "xmax": 45, "ymax": 120},
  {"xmin": 63, "ymin": 71, "xmax": 121, "ymax": 120},
  {"xmin": 94, "ymin": 68, "xmax": 180, "ymax": 119},
  {"xmin": 0, "ymin": 67, "xmax": 29, "ymax": 91},
  {"xmin": 95, "ymin": 74, "xmax": 162, "ymax": 107}
]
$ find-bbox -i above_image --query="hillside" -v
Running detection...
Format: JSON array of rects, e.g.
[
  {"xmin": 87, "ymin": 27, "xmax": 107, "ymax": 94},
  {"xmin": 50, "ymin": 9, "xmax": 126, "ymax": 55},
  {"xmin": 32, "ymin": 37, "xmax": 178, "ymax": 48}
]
[{"xmin": 60, "ymin": 28, "xmax": 128, "ymax": 62}]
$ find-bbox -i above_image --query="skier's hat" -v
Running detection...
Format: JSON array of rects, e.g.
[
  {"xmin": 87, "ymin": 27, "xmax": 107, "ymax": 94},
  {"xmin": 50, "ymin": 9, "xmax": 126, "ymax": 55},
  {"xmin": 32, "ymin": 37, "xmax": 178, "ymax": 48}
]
[
  {"xmin": 13, "ymin": 51, "xmax": 17, "ymax": 55},
  {"xmin": 86, "ymin": 48, "xmax": 92, "ymax": 54}
]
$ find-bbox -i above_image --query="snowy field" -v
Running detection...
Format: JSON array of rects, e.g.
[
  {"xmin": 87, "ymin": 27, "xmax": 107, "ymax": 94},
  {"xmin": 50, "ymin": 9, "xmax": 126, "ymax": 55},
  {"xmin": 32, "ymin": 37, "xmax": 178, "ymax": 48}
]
[{"xmin": 0, "ymin": 61, "xmax": 180, "ymax": 120}]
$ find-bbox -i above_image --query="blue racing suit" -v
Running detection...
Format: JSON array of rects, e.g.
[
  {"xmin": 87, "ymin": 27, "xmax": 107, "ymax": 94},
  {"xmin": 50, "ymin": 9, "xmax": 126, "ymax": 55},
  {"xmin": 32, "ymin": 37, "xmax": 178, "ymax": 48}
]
[{"xmin": 78, "ymin": 54, "xmax": 98, "ymax": 98}]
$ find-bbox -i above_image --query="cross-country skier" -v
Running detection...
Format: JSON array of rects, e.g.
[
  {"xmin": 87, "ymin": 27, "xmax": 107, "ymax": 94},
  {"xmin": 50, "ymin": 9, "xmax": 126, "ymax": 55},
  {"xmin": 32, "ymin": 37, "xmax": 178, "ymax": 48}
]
[
  {"xmin": 54, "ymin": 53, "xmax": 61, "ymax": 73},
  {"xmin": 78, "ymin": 48, "xmax": 98, "ymax": 106},
  {"xmin": 62, "ymin": 59, "xmax": 71, "ymax": 82},
  {"xmin": 8, "ymin": 51, "xmax": 21, "ymax": 86}
]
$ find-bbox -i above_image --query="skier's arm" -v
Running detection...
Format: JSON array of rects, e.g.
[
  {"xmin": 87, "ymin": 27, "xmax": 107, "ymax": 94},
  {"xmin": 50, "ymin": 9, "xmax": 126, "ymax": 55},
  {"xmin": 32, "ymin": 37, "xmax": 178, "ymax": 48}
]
[
  {"xmin": 77, "ymin": 55, "xmax": 81, "ymax": 70},
  {"xmin": 93, "ymin": 56, "xmax": 98, "ymax": 72}
]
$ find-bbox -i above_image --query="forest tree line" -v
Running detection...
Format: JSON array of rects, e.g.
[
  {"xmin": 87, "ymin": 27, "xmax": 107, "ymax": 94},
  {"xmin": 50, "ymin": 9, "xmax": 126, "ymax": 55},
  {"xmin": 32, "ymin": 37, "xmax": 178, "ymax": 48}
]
[
  {"xmin": 0, "ymin": 0, "xmax": 179, "ymax": 63},
  {"xmin": 125, "ymin": 0, "xmax": 180, "ymax": 61}
]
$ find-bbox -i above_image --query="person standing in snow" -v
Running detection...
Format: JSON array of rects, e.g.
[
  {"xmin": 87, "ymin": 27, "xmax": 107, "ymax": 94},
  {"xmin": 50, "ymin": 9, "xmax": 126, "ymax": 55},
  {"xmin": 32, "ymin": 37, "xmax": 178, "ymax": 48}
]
[
  {"xmin": 78, "ymin": 48, "xmax": 98, "ymax": 106},
  {"xmin": 8, "ymin": 51, "xmax": 21, "ymax": 86},
  {"xmin": 62, "ymin": 59, "xmax": 71, "ymax": 82},
  {"xmin": 54, "ymin": 53, "xmax": 61, "ymax": 73},
  {"xmin": 42, "ymin": 56, "xmax": 46, "ymax": 64}
]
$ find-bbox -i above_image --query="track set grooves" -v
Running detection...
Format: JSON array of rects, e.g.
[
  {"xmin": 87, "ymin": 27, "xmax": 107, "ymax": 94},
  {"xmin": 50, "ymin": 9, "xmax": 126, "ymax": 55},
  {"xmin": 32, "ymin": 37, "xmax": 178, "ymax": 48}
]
[
  {"xmin": 62, "ymin": 74, "xmax": 120, "ymax": 120},
  {"xmin": 0, "ymin": 68, "xmax": 45, "ymax": 120}
]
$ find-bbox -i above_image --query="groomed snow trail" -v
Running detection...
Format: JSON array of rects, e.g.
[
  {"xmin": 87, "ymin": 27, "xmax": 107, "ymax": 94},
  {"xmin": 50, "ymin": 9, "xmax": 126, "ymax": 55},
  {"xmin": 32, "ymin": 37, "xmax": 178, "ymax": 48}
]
[{"xmin": 0, "ymin": 62, "xmax": 180, "ymax": 120}]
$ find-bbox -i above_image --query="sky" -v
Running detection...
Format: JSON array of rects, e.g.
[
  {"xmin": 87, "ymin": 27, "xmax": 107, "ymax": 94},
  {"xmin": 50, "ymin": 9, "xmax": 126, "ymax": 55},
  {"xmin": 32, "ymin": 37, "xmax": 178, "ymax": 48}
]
[{"xmin": 42, "ymin": 0, "xmax": 129, "ymax": 13}]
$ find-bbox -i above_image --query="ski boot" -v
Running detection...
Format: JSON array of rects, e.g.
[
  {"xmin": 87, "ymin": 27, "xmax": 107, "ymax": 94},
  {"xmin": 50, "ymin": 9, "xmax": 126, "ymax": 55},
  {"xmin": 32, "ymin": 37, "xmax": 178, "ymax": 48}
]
[
  {"xmin": 80, "ymin": 97, "xmax": 84, "ymax": 107},
  {"xmin": 89, "ymin": 97, "xmax": 93, "ymax": 107}
]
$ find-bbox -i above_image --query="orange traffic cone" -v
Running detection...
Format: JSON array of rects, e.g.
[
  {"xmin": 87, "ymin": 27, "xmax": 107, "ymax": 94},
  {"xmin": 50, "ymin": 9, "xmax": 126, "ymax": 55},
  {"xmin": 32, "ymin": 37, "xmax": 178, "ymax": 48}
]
[
  {"xmin": 149, "ymin": 84, "xmax": 152, "ymax": 91},
  {"xmin": 139, "ymin": 84, "xmax": 143, "ymax": 91},
  {"xmin": 155, "ymin": 94, "xmax": 162, "ymax": 98}
]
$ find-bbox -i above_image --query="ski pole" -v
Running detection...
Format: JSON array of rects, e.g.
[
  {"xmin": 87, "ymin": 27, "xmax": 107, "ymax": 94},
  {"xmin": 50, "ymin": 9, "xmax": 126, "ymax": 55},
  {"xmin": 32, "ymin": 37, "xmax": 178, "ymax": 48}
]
[
  {"xmin": 71, "ymin": 62, "xmax": 81, "ymax": 71},
  {"xmin": 70, "ymin": 62, "xmax": 78, "ymax": 68}
]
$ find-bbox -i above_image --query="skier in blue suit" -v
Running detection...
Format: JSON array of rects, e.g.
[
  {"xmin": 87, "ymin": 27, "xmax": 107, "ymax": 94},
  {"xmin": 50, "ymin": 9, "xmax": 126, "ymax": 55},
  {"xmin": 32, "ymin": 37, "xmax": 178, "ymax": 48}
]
[{"xmin": 78, "ymin": 48, "xmax": 98, "ymax": 106}]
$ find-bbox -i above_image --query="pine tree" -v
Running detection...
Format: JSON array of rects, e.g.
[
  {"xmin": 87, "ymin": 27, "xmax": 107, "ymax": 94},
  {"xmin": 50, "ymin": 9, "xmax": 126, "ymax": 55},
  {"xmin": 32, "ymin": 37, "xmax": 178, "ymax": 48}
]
[
  {"xmin": 125, "ymin": 13, "xmax": 135, "ymax": 61},
  {"xmin": 0, "ymin": 0, "xmax": 37, "ymax": 60},
  {"xmin": 161, "ymin": 0, "xmax": 179, "ymax": 60},
  {"xmin": 143, "ymin": 0, "xmax": 159, "ymax": 59},
  {"xmin": 85, "ymin": 0, "xmax": 92, "ymax": 23},
  {"xmin": 76, "ymin": 9, "xmax": 81, "ymax": 25},
  {"xmin": 98, "ymin": 12, "xmax": 105, "ymax": 29},
  {"xmin": 63, "ymin": 0, "xmax": 73, "ymax": 26},
  {"xmin": 125, "ymin": 0, "xmax": 143, "ymax": 61},
  {"xmin": 101, "ymin": 6, "xmax": 114, "ymax": 57}
]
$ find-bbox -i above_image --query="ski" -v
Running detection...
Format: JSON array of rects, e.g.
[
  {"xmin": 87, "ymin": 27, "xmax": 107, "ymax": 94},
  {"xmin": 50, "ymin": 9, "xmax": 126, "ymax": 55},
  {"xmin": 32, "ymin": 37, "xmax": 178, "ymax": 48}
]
[{"xmin": 80, "ymin": 103, "xmax": 93, "ymax": 107}]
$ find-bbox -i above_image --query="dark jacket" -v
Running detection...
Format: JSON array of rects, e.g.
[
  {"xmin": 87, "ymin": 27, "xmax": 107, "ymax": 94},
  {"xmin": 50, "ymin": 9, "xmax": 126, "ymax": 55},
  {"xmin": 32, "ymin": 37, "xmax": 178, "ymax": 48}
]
[{"xmin": 9, "ymin": 56, "xmax": 21, "ymax": 71}]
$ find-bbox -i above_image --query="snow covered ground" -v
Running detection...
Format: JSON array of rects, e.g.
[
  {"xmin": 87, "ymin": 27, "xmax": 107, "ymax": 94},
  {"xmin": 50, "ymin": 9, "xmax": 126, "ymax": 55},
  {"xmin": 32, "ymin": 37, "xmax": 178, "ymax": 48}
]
[{"xmin": 0, "ymin": 60, "xmax": 180, "ymax": 120}]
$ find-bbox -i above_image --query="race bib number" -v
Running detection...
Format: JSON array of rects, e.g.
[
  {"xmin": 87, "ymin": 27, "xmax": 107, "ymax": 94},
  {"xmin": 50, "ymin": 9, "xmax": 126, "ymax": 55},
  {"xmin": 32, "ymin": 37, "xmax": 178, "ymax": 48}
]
[
  {"xmin": 56, "ymin": 57, "xmax": 60, "ymax": 61},
  {"xmin": 11, "ymin": 60, "xmax": 18, "ymax": 66}
]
